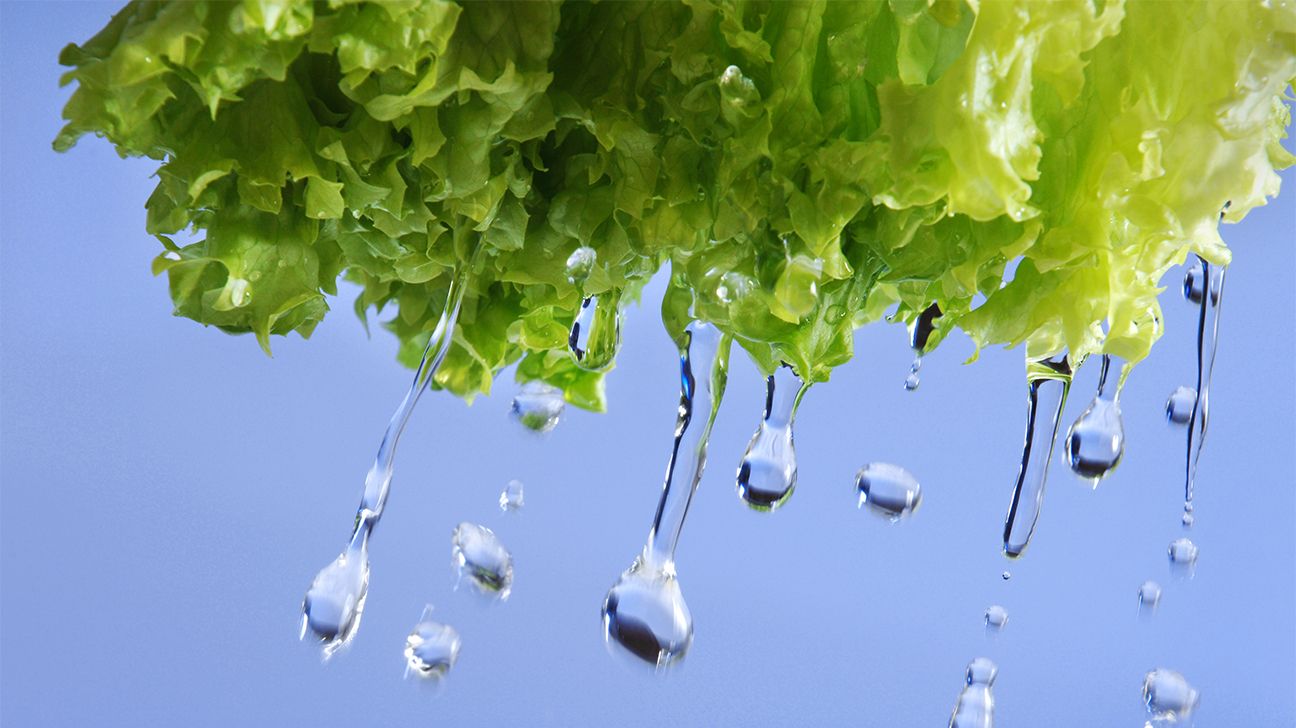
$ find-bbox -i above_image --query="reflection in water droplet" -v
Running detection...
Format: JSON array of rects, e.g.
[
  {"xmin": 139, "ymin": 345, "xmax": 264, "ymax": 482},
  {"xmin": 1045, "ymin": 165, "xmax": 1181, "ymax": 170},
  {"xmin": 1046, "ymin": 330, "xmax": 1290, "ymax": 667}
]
[
  {"xmin": 565, "ymin": 246, "xmax": 597, "ymax": 287},
  {"xmin": 736, "ymin": 365, "xmax": 808, "ymax": 511},
  {"xmin": 1168, "ymin": 537, "xmax": 1198, "ymax": 569},
  {"xmin": 499, "ymin": 479, "xmax": 524, "ymax": 512},
  {"xmin": 1003, "ymin": 356, "xmax": 1072, "ymax": 558},
  {"xmin": 1138, "ymin": 581, "xmax": 1162, "ymax": 614},
  {"xmin": 1165, "ymin": 387, "xmax": 1196, "ymax": 425},
  {"xmin": 984, "ymin": 605, "xmax": 1008, "ymax": 632},
  {"xmin": 300, "ymin": 261, "xmax": 473, "ymax": 653},
  {"xmin": 855, "ymin": 463, "xmax": 922, "ymax": 521},
  {"xmin": 1143, "ymin": 669, "xmax": 1200, "ymax": 724},
  {"xmin": 404, "ymin": 606, "xmax": 461, "ymax": 679},
  {"xmin": 1065, "ymin": 355, "xmax": 1126, "ymax": 483},
  {"xmin": 1183, "ymin": 256, "xmax": 1226, "ymax": 508},
  {"xmin": 949, "ymin": 658, "xmax": 997, "ymax": 728},
  {"xmin": 510, "ymin": 381, "xmax": 565, "ymax": 433},
  {"xmin": 602, "ymin": 322, "xmax": 731, "ymax": 669},
  {"xmin": 569, "ymin": 292, "xmax": 623, "ymax": 371},
  {"xmin": 452, "ymin": 522, "xmax": 514, "ymax": 599}
]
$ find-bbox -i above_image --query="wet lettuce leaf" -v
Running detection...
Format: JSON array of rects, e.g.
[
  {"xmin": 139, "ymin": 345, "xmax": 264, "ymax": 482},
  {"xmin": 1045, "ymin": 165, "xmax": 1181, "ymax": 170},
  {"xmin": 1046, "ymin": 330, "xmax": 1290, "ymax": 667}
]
[{"xmin": 56, "ymin": 0, "xmax": 1295, "ymax": 404}]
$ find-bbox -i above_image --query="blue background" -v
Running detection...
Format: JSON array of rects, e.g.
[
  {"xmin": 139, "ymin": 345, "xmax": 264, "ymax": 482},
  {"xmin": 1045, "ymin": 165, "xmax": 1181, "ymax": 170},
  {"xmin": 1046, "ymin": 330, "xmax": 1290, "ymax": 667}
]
[{"xmin": 3, "ymin": 4, "xmax": 1293, "ymax": 726}]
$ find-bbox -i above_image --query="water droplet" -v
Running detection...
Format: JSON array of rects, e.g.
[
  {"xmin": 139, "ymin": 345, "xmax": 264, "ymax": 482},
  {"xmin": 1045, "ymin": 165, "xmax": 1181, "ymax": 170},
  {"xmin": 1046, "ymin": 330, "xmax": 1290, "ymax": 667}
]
[
  {"xmin": 452, "ymin": 522, "xmax": 514, "ymax": 599},
  {"xmin": 736, "ymin": 366, "xmax": 807, "ymax": 511},
  {"xmin": 602, "ymin": 322, "xmax": 731, "ymax": 668},
  {"xmin": 1182, "ymin": 264, "xmax": 1206, "ymax": 304},
  {"xmin": 1001, "ymin": 571, "xmax": 1012, "ymax": 581},
  {"xmin": 825, "ymin": 304, "xmax": 847, "ymax": 324},
  {"xmin": 1168, "ymin": 537, "xmax": 1198, "ymax": 568},
  {"xmin": 1003, "ymin": 356, "xmax": 1072, "ymax": 558},
  {"xmin": 1181, "ymin": 511, "xmax": 1195, "ymax": 528},
  {"xmin": 300, "ymin": 261, "xmax": 473, "ymax": 651},
  {"xmin": 569, "ymin": 292, "xmax": 623, "ymax": 371},
  {"xmin": 904, "ymin": 304, "xmax": 942, "ymax": 391},
  {"xmin": 404, "ymin": 606, "xmax": 461, "ymax": 679},
  {"xmin": 715, "ymin": 272, "xmax": 755, "ymax": 304},
  {"xmin": 1138, "ymin": 580, "xmax": 1162, "ymax": 613},
  {"xmin": 1065, "ymin": 355, "xmax": 1125, "ymax": 483},
  {"xmin": 855, "ymin": 463, "xmax": 922, "ymax": 521},
  {"xmin": 499, "ymin": 479, "xmax": 524, "ymax": 512},
  {"xmin": 510, "ymin": 381, "xmax": 565, "ymax": 433},
  {"xmin": 162, "ymin": 250, "xmax": 181, "ymax": 261},
  {"xmin": 1143, "ymin": 669, "xmax": 1200, "ymax": 724},
  {"xmin": 565, "ymin": 246, "xmax": 597, "ymax": 287},
  {"xmin": 1182, "ymin": 256, "xmax": 1226, "ymax": 507},
  {"xmin": 904, "ymin": 355, "xmax": 922, "ymax": 391},
  {"xmin": 1164, "ymin": 386, "xmax": 1196, "ymax": 425},
  {"xmin": 949, "ymin": 658, "xmax": 997, "ymax": 728},
  {"xmin": 984, "ymin": 605, "xmax": 1008, "ymax": 631},
  {"xmin": 228, "ymin": 277, "xmax": 251, "ymax": 307},
  {"xmin": 602, "ymin": 554, "xmax": 692, "ymax": 669}
]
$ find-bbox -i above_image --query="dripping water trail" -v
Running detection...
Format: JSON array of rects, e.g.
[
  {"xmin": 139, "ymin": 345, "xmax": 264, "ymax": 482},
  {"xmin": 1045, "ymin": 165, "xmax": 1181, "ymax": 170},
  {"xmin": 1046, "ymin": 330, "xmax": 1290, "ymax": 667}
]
[
  {"xmin": 1002, "ymin": 356, "xmax": 1072, "ymax": 559},
  {"xmin": 301, "ymin": 257, "xmax": 474, "ymax": 656},
  {"xmin": 1184, "ymin": 255, "xmax": 1225, "ymax": 506},
  {"xmin": 736, "ymin": 364, "xmax": 809, "ymax": 511},
  {"xmin": 905, "ymin": 303, "xmax": 942, "ymax": 391},
  {"xmin": 601, "ymin": 322, "xmax": 731, "ymax": 668}
]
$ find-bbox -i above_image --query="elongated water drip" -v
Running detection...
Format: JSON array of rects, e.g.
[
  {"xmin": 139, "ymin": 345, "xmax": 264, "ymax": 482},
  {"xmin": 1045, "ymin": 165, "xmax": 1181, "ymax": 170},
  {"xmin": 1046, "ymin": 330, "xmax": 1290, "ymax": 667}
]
[
  {"xmin": 1064, "ymin": 354, "xmax": 1126, "ymax": 484},
  {"xmin": 948, "ymin": 658, "xmax": 997, "ymax": 728},
  {"xmin": 905, "ymin": 303, "xmax": 942, "ymax": 391},
  {"xmin": 569, "ymin": 290, "xmax": 623, "ymax": 372},
  {"xmin": 601, "ymin": 322, "xmax": 731, "ymax": 668},
  {"xmin": 301, "ymin": 261, "xmax": 472, "ymax": 655},
  {"xmin": 1002, "ymin": 355, "xmax": 1072, "ymax": 559},
  {"xmin": 736, "ymin": 365, "xmax": 808, "ymax": 511},
  {"xmin": 1184, "ymin": 255, "xmax": 1225, "ymax": 506}
]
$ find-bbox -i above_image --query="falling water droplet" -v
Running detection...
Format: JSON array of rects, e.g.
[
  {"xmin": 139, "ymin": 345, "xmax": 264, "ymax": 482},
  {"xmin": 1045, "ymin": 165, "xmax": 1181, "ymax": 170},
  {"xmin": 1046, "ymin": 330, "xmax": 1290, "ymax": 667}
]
[
  {"xmin": 301, "ymin": 532, "xmax": 370, "ymax": 658},
  {"xmin": 499, "ymin": 479, "xmax": 524, "ymax": 512},
  {"xmin": 1001, "ymin": 571, "xmax": 1012, "ymax": 581},
  {"xmin": 452, "ymin": 522, "xmax": 514, "ymax": 599},
  {"xmin": 602, "ymin": 322, "xmax": 731, "ymax": 668},
  {"xmin": 300, "ymin": 259, "xmax": 474, "ymax": 652},
  {"xmin": 1143, "ymin": 669, "xmax": 1200, "ymax": 724},
  {"xmin": 855, "ymin": 463, "xmax": 922, "ymax": 521},
  {"xmin": 736, "ymin": 365, "xmax": 808, "ymax": 511},
  {"xmin": 565, "ymin": 246, "xmax": 597, "ymax": 286},
  {"xmin": 1065, "ymin": 355, "xmax": 1126, "ymax": 483},
  {"xmin": 403, "ymin": 606, "xmax": 461, "ymax": 679},
  {"xmin": 1138, "ymin": 581, "xmax": 1163, "ymax": 614},
  {"xmin": 984, "ymin": 605, "xmax": 1008, "ymax": 632},
  {"xmin": 510, "ymin": 381, "xmax": 565, "ymax": 433},
  {"xmin": 569, "ymin": 291, "xmax": 623, "ymax": 371},
  {"xmin": 948, "ymin": 658, "xmax": 997, "ymax": 728},
  {"xmin": 1181, "ymin": 511, "xmax": 1195, "ymax": 528},
  {"xmin": 1183, "ymin": 255, "xmax": 1226, "ymax": 508},
  {"xmin": 1003, "ymin": 356, "xmax": 1072, "ymax": 558},
  {"xmin": 1165, "ymin": 386, "xmax": 1196, "ymax": 425},
  {"xmin": 904, "ymin": 304, "xmax": 942, "ymax": 392},
  {"xmin": 1168, "ymin": 537, "xmax": 1199, "ymax": 568}
]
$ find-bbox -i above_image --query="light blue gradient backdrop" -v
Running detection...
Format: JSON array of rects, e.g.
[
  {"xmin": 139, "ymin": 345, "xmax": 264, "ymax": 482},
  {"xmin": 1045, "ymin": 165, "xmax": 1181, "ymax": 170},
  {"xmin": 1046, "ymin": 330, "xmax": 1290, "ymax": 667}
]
[{"xmin": 3, "ymin": 5, "xmax": 1293, "ymax": 726}]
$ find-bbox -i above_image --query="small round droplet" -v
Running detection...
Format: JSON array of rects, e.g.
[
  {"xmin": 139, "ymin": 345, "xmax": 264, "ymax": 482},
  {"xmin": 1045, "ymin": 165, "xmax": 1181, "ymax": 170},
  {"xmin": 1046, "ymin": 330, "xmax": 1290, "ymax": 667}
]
[
  {"xmin": 825, "ymin": 304, "xmax": 847, "ymax": 324},
  {"xmin": 451, "ymin": 522, "xmax": 514, "ymax": 599},
  {"xmin": 1165, "ymin": 386, "xmax": 1196, "ymax": 425},
  {"xmin": 564, "ymin": 246, "xmax": 597, "ymax": 286},
  {"xmin": 1001, "ymin": 571, "xmax": 1012, "ymax": 581},
  {"xmin": 855, "ymin": 463, "xmax": 922, "ymax": 521},
  {"xmin": 1181, "ymin": 511, "xmax": 1194, "ymax": 527},
  {"xmin": 510, "ymin": 381, "xmax": 565, "ymax": 433},
  {"xmin": 404, "ymin": 609, "xmax": 462, "ymax": 679},
  {"xmin": 499, "ymin": 479, "xmax": 524, "ymax": 512},
  {"xmin": 715, "ymin": 272, "xmax": 755, "ymax": 304},
  {"xmin": 984, "ymin": 605, "xmax": 1008, "ymax": 631},
  {"xmin": 1168, "ymin": 537, "xmax": 1198, "ymax": 567},
  {"xmin": 1143, "ymin": 669, "xmax": 1200, "ymax": 723},
  {"xmin": 965, "ymin": 657, "xmax": 998, "ymax": 686},
  {"xmin": 1138, "ymin": 581, "xmax": 1162, "ymax": 612},
  {"xmin": 601, "ymin": 557, "xmax": 692, "ymax": 669}
]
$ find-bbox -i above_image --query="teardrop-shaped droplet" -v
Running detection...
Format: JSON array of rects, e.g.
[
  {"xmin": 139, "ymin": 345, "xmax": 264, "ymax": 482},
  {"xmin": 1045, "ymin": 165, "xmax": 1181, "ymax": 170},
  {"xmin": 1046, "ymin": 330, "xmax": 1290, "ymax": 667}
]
[
  {"xmin": 301, "ymin": 534, "xmax": 370, "ymax": 658},
  {"xmin": 1138, "ymin": 580, "xmax": 1162, "ymax": 614},
  {"xmin": 1003, "ymin": 356, "xmax": 1072, "ymax": 558},
  {"xmin": 569, "ymin": 292, "xmax": 623, "ymax": 371},
  {"xmin": 1164, "ymin": 386, "xmax": 1196, "ymax": 425},
  {"xmin": 1143, "ymin": 669, "xmax": 1200, "ymax": 724},
  {"xmin": 949, "ymin": 658, "xmax": 997, "ymax": 728},
  {"xmin": 510, "ymin": 381, "xmax": 565, "ymax": 433},
  {"xmin": 565, "ymin": 246, "xmax": 597, "ymax": 287},
  {"xmin": 855, "ymin": 463, "xmax": 922, "ymax": 522},
  {"xmin": 1065, "ymin": 355, "xmax": 1125, "ymax": 483},
  {"xmin": 904, "ymin": 355, "xmax": 922, "ymax": 391},
  {"xmin": 499, "ymin": 479, "xmax": 524, "ymax": 512},
  {"xmin": 1183, "ymin": 256, "xmax": 1226, "ymax": 508},
  {"xmin": 1168, "ymin": 537, "xmax": 1198, "ymax": 568},
  {"xmin": 904, "ymin": 304, "xmax": 942, "ymax": 391},
  {"xmin": 452, "ymin": 522, "xmax": 514, "ymax": 599},
  {"xmin": 1181, "ymin": 511, "xmax": 1195, "ymax": 528},
  {"xmin": 1182, "ymin": 264, "xmax": 1206, "ymax": 304},
  {"xmin": 404, "ymin": 606, "xmax": 461, "ymax": 679},
  {"xmin": 984, "ymin": 605, "xmax": 1008, "ymax": 632},
  {"xmin": 736, "ymin": 366, "xmax": 807, "ymax": 511},
  {"xmin": 601, "ymin": 554, "xmax": 692, "ymax": 669}
]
